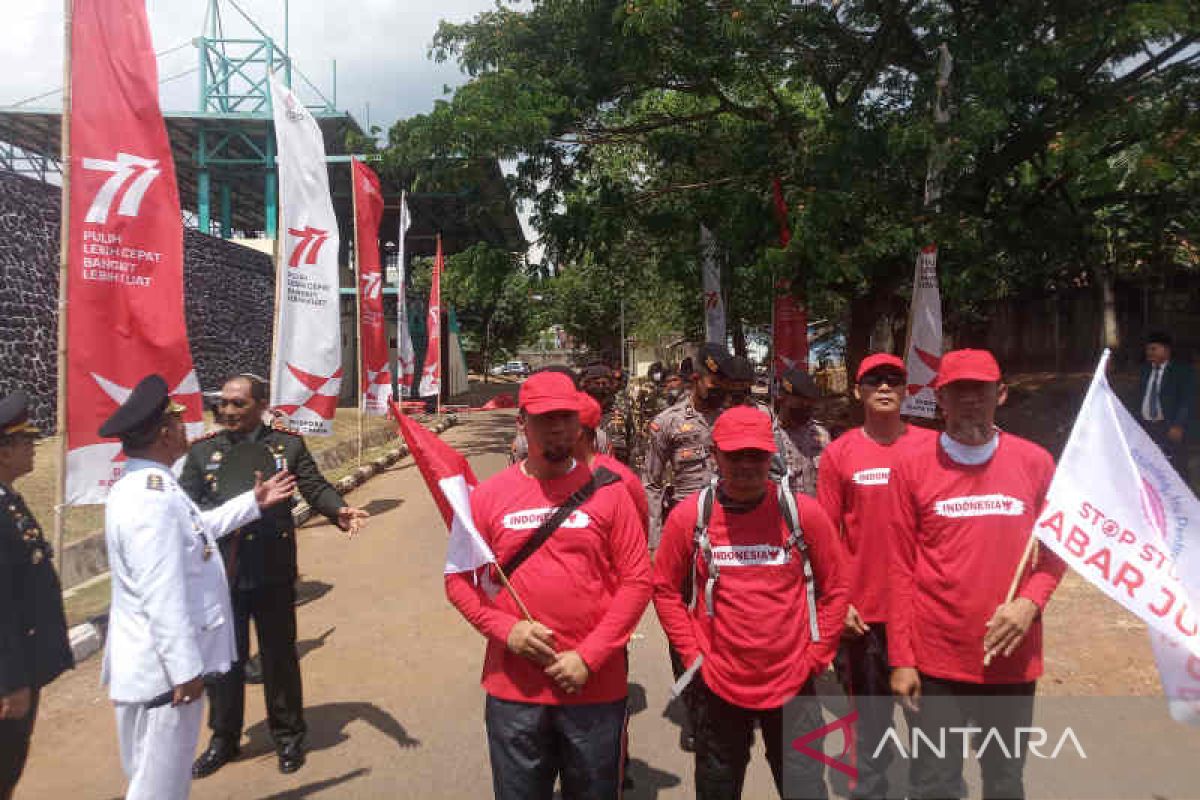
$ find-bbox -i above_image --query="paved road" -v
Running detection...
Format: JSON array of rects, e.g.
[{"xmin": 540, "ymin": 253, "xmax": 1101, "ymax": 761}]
[{"xmin": 18, "ymin": 411, "xmax": 779, "ymax": 799}]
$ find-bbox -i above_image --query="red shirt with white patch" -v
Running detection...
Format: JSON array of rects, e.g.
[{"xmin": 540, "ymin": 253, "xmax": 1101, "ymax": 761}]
[
  {"xmin": 445, "ymin": 461, "xmax": 651, "ymax": 705},
  {"xmin": 652, "ymin": 486, "xmax": 848, "ymax": 709},
  {"xmin": 595, "ymin": 453, "xmax": 649, "ymax": 536},
  {"xmin": 817, "ymin": 425, "xmax": 937, "ymax": 623},
  {"xmin": 889, "ymin": 432, "xmax": 1067, "ymax": 684}
]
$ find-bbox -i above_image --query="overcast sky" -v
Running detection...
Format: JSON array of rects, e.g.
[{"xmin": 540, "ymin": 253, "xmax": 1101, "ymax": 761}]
[{"xmin": 1, "ymin": 0, "xmax": 503, "ymax": 134}]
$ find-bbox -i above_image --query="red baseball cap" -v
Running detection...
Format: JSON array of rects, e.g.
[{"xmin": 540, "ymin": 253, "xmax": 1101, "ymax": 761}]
[
  {"xmin": 856, "ymin": 353, "xmax": 906, "ymax": 381},
  {"xmin": 577, "ymin": 392, "xmax": 602, "ymax": 430},
  {"xmin": 711, "ymin": 406, "xmax": 777, "ymax": 453},
  {"xmin": 519, "ymin": 371, "xmax": 580, "ymax": 414},
  {"xmin": 934, "ymin": 349, "xmax": 1002, "ymax": 388}
]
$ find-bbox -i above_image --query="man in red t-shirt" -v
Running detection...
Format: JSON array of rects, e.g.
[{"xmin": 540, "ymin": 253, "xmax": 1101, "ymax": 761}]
[
  {"xmin": 889, "ymin": 349, "xmax": 1067, "ymax": 800},
  {"xmin": 654, "ymin": 406, "xmax": 848, "ymax": 799},
  {"xmin": 446, "ymin": 371, "xmax": 652, "ymax": 800},
  {"xmin": 817, "ymin": 353, "xmax": 935, "ymax": 799}
]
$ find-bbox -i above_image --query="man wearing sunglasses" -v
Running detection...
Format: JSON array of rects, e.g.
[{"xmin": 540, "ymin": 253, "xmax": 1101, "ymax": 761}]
[{"xmin": 815, "ymin": 353, "xmax": 935, "ymax": 799}]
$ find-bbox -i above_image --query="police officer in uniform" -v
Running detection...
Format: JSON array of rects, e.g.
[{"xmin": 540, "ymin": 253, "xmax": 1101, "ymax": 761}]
[
  {"xmin": 100, "ymin": 375, "xmax": 296, "ymax": 800},
  {"xmin": 183, "ymin": 374, "xmax": 369, "ymax": 778},
  {"xmin": 773, "ymin": 367, "xmax": 831, "ymax": 497},
  {"xmin": 0, "ymin": 392, "xmax": 72, "ymax": 800}
]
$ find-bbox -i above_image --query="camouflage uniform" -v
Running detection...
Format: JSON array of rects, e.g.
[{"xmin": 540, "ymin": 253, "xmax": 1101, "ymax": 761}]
[
  {"xmin": 774, "ymin": 419, "xmax": 831, "ymax": 497},
  {"xmin": 630, "ymin": 379, "xmax": 670, "ymax": 472},
  {"xmin": 604, "ymin": 388, "xmax": 633, "ymax": 464},
  {"xmin": 642, "ymin": 395, "xmax": 722, "ymax": 549}
]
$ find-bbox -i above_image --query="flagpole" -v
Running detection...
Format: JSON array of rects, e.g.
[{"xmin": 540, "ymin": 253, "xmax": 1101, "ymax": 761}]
[
  {"xmin": 494, "ymin": 564, "xmax": 534, "ymax": 623},
  {"xmin": 351, "ymin": 161, "xmax": 364, "ymax": 466},
  {"xmin": 53, "ymin": 0, "xmax": 74, "ymax": 564},
  {"xmin": 435, "ymin": 232, "xmax": 443, "ymax": 417},
  {"xmin": 267, "ymin": 79, "xmax": 285, "ymax": 413}
]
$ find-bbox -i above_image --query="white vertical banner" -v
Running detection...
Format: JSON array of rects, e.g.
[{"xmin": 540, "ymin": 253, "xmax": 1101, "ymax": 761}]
[
  {"xmin": 1030, "ymin": 351, "xmax": 1200, "ymax": 722},
  {"xmin": 268, "ymin": 76, "xmax": 342, "ymax": 435},
  {"xmin": 900, "ymin": 244, "xmax": 942, "ymax": 418},
  {"xmin": 396, "ymin": 191, "xmax": 416, "ymax": 397},
  {"xmin": 700, "ymin": 224, "xmax": 726, "ymax": 346}
]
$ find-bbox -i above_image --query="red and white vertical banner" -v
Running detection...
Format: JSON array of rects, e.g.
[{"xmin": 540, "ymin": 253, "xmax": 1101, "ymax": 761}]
[
  {"xmin": 351, "ymin": 158, "xmax": 391, "ymax": 415},
  {"xmin": 396, "ymin": 191, "xmax": 416, "ymax": 397},
  {"xmin": 770, "ymin": 178, "xmax": 808, "ymax": 373},
  {"xmin": 700, "ymin": 224, "xmax": 726, "ymax": 346},
  {"xmin": 900, "ymin": 245, "xmax": 942, "ymax": 418},
  {"xmin": 66, "ymin": 0, "xmax": 202, "ymax": 503},
  {"xmin": 418, "ymin": 236, "xmax": 443, "ymax": 399},
  {"xmin": 268, "ymin": 76, "xmax": 342, "ymax": 435}
]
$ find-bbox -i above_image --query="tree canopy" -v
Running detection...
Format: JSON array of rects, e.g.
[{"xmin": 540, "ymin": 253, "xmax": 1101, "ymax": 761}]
[{"xmin": 383, "ymin": 0, "xmax": 1199, "ymax": 364}]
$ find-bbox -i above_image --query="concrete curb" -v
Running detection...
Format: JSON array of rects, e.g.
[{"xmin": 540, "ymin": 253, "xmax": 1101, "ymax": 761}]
[{"xmin": 64, "ymin": 414, "xmax": 459, "ymax": 661}]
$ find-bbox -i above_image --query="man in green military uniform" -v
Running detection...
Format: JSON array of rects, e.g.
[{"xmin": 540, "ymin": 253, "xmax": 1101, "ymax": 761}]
[
  {"xmin": 630, "ymin": 363, "xmax": 672, "ymax": 472},
  {"xmin": 0, "ymin": 392, "xmax": 72, "ymax": 799},
  {"xmin": 773, "ymin": 366, "xmax": 831, "ymax": 497},
  {"xmin": 182, "ymin": 374, "xmax": 368, "ymax": 778},
  {"xmin": 581, "ymin": 363, "xmax": 633, "ymax": 465}
]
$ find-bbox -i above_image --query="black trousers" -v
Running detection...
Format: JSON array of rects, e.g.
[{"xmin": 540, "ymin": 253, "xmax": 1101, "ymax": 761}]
[
  {"xmin": 1144, "ymin": 420, "xmax": 1190, "ymax": 483},
  {"xmin": 906, "ymin": 674, "xmax": 1036, "ymax": 800},
  {"xmin": 207, "ymin": 582, "xmax": 305, "ymax": 750},
  {"xmin": 834, "ymin": 625, "xmax": 894, "ymax": 800},
  {"xmin": 0, "ymin": 688, "xmax": 39, "ymax": 799},
  {"xmin": 484, "ymin": 695, "xmax": 627, "ymax": 800},
  {"xmin": 692, "ymin": 678, "xmax": 828, "ymax": 800}
]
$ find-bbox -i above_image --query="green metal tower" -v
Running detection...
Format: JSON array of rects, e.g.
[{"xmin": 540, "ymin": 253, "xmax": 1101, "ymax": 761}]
[{"xmin": 192, "ymin": 0, "xmax": 335, "ymax": 238}]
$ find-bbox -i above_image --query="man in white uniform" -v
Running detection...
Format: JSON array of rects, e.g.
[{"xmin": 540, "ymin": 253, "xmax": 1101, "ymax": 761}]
[{"xmin": 100, "ymin": 375, "xmax": 297, "ymax": 800}]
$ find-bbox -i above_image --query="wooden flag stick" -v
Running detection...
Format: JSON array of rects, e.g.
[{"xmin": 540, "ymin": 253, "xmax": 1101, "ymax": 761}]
[
  {"xmin": 52, "ymin": 0, "xmax": 74, "ymax": 564},
  {"xmin": 984, "ymin": 531, "xmax": 1039, "ymax": 666},
  {"xmin": 493, "ymin": 562, "xmax": 534, "ymax": 624}
]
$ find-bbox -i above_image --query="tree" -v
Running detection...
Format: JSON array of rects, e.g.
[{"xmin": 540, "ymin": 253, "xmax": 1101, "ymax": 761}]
[
  {"xmin": 442, "ymin": 243, "xmax": 534, "ymax": 377},
  {"xmin": 386, "ymin": 0, "xmax": 1199, "ymax": 366}
]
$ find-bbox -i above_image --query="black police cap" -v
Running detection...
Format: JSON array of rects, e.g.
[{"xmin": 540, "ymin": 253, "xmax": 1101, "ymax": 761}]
[
  {"xmin": 0, "ymin": 391, "xmax": 39, "ymax": 437},
  {"xmin": 98, "ymin": 374, "xmax": 186, "ymax": 439},
  {"xmin": 724, "ymin": 355, "xmax": 755, "ymax": 384},
  {"xmin": 778, "ymin": 367, "xmax": 820, "ymax": 399},
  {"xmin": 697, "ymin": 343, "xmax": 732, "ymax": 377}
]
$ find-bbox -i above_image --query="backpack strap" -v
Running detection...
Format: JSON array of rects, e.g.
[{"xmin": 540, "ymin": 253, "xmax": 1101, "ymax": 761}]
[
  {"xmin": 501, "ymin": 467, "xmax": 622, "ymax": 578},
  {"xmin": 687, "ymin": 480, "xmax": 718, "ymax": 616},
  {"xmin": 777, "ymin": 483, "xmax": 821, "ymax": 643}
]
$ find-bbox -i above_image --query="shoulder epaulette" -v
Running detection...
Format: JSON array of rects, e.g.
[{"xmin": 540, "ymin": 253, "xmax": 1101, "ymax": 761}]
[
  {"xmin": 189, "ymin": 429, "xmax": 223, "ymax": 445},
  {"xmin": 270, "ymin": 419, "xmax": 301, "ymax": 436}
]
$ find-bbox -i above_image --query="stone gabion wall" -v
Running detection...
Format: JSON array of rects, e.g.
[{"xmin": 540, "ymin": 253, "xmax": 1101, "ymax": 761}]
[{"xmin": 0, "ymin": 171, "xmax": 275, "ymax": 430}]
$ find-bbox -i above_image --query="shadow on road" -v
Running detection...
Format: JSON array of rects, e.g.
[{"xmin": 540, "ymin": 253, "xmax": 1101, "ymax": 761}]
[
  {"xmin": 628, "ymin": 682, "xmax": 648, "ymax": 715},
  {"xmin": 361, "ymin": 497, "xmax": 403, "ymax": 516},
  {"xmin": 294, "ymin": 578, "xmax": 333, "ymax": 608},
  {"xmin": 297, "ymin": 627, "xmax": 335, "ymax": 661},
  {"xmin": 244, "ymin": 701, "xmax": 421, "ymax": 757},
  {"xmin": 625, "ymin": 757, "xmax": 683, "ymax": 799},
  {"xmin": 252, "ymin": 767, "xmax": 371, "ymax": 799}
]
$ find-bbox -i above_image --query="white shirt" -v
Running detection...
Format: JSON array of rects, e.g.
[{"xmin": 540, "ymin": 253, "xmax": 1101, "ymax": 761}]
[
  {"xmin": 102, "ymin": 459, "xmax": 261, "ymax": 703},
  {"xmin": 1141, "ymin": 363, "xmax": 1166, "ymax": 422}
]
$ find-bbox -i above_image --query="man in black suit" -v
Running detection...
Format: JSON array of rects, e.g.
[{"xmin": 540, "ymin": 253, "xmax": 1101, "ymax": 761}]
[{"xmin": 1136, "ymin": 332, "xmax": 1195, "ymax": 482}]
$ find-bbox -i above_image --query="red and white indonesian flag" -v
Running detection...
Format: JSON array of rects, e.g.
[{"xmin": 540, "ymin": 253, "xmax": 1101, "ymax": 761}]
[
  {"xmin": 700, "ymin": 224, "xmax": 726, "ymax": 346},
  {"xmin": 396, "ymin": 191, "xmax": 416, "ymax": 397},
  {"xmin": 352, "ymin": 158, "xmax": 391, "ymax": 415},
  {"xmin": 389, "ymin": 403, "xmax": 494, "ymax": 574},
  {"xmin": 1032, "ymin": 351, "xmax": 1200, "ymax": 722},
  {"xmin": 65, "ymin": 0, "xmax": 202, "ymax": 503},
  {"xmin": 269, "ymin": 76, "xmax": 342, "ymax": 435},
  {"xmin": 900, "ymin": 244, "xmax": 942, "ymax": 419},
  {"xmin": 418, "ymin": 237, "xmax": 443, "ymax": 399}
]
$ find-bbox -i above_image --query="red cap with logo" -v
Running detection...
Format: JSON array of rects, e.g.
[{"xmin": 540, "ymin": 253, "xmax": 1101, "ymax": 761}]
[
  {"xmin": 934, "ymin": 349, "xmax": 1002, "ymax": 388},
  {"xmin": 519, "ymin": 371, "xmax": 581, "ymax": 414},
  {"xmin": 711, "ymin": 406, "xmax": 777, "ymax": 453},
  {"xmin": 856, "ymin": 353, "xmax": 906, "ymax": 381},
  {"xmin": 577, "ymin": 392, "xmax": 602, "ymax": 430}
]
